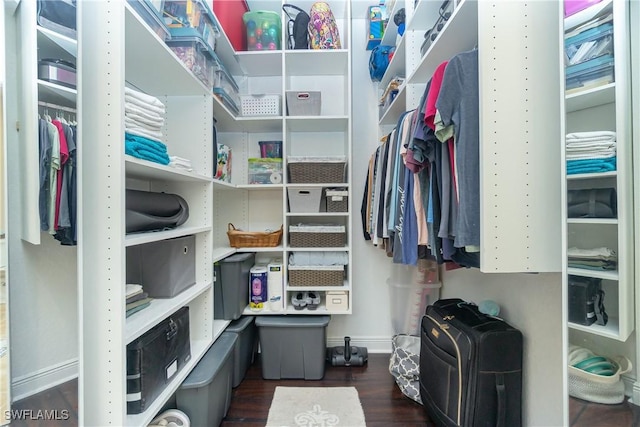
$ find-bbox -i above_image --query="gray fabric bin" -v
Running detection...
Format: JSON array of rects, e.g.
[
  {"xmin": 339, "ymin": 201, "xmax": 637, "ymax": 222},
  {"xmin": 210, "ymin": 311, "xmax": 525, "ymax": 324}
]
[
  {"xmin": 255, "ymin": 315, "xmax": 330, "ymax": 380},
  {"xmin": 214, "ymin": 253, "xmax": 255, "ymax": 320},
  {"xmin": 222, "ymin": 316, "xmax": 258, "ymax": 388},
  {"xmin": 176, "ymin": 333, "xmax": 237, "ymax": 427},
  {"xmin": 126, "ymin": 235, "xmax": 196, "ymax": 298}
]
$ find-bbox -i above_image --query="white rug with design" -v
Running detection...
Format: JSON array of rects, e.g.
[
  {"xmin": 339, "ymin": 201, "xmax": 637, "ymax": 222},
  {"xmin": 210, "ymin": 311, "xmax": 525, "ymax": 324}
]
[{"xmin": 266, "ymin": 386, "xmax": 366, "ymax": 427}]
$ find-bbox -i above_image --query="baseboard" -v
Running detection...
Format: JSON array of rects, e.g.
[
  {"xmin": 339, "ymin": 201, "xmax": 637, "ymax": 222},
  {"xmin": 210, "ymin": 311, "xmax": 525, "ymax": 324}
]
[
  {"xmin": 11, "ymin": 358, "xmax": 78, "ymax": 402},
  {"xmin": 629, "ymin": 376, "xmax": 640, "ymax": 403},
  {"xmin": 327, "ymin": 336, "xmax": 392, "ymax": 354}
]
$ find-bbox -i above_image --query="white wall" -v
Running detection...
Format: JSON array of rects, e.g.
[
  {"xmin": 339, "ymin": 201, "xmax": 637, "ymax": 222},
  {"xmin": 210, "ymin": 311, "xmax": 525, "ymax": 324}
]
[
  {"xmin": 4, "ymin": 6, "xmax": 78, "ymax": 400},
  {"xmin": 441, "ymin": 269, "xmax": 563, "ymax": 427}
]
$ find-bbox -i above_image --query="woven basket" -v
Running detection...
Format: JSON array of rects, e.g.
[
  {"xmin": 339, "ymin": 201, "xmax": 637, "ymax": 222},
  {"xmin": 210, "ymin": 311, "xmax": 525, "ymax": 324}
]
[
  {"xmin": 289, "ymin": 231, "xmax": 345, "ymax": 248},
  {"xmin": 288, "ymin": 162, "xmax": 346, "ymax": 184},
  {"xmin": 288, "ymin": 267, "xmax": 344, "ymax": 287},
  {"xmin": 227, "ymin": 223, "xmax": 283, "ymax": 248}
]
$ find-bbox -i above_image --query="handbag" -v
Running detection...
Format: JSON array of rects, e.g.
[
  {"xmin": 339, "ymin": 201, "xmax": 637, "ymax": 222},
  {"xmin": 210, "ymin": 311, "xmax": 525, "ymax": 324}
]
[
  {"xmin": 568, "ymin": 345, "xmax": 632, "ymax": 404},
  {"xmin": 389, "ymin": 334, "xmax": 422, "ymax": 404}
]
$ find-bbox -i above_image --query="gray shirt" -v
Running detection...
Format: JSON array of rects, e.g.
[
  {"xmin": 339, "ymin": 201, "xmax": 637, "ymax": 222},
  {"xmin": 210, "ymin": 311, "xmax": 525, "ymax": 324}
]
[{"xmin": 435, "ymin": 49, "xmax": 479, "ymax": 247}]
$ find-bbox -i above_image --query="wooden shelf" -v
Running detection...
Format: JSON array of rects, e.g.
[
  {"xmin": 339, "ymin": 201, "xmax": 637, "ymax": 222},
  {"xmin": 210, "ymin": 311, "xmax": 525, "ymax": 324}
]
[
  {"xmin": 566, "ymin": 218, "xmax": 618, "ymax": 225},
  {"xmin": 379, "ymin": 35, "xmax": 405, "ymax": 89},
  {"xmin": 37, "ymin": 80, "xmax": 76, "ymax": 107},
  {"xmin": 567, "ymin": 171, "xmax": 617, "ymax": 180},
  {"xmin": 236, "ymin": 246, "xmax": 284, "ymax": 253},
  {"xmin": 379, "ymin": 85, "xmax": 406, "ymax": 126},
  {"xmin": 212, "ymin": 247, "xmax": 237, "ymax": 263},
  {"xmin": 569, "ymin": 316, "xmax": 619, "ymax": 340},
  {"xmin": 567, "ymin": 267, "xmax": 618, "ymax": 281},
  {"xmin": 125, "ymin": 156, "xmax": 211, "ymax": 182}
]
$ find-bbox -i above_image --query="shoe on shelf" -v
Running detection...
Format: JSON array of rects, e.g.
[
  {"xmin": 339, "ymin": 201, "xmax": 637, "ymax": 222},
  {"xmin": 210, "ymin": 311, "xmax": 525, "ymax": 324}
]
[
  {"xmin": 292, "ymin": 292, "xmax": 308, "ymax": 310},
  {"xmin": 306, "ymin": 292, "xmax": 320, "ymax": 310}
]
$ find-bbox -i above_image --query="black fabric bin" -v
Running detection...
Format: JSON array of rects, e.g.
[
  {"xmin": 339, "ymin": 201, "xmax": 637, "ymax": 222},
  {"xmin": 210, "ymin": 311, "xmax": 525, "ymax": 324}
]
[
  {"xmin": 126, "ymin": 307, "xmax": 191, "ymax": 414},
  {"xmin": 567, "ymin": 188, "xmax": 617, "ymax": 218}
]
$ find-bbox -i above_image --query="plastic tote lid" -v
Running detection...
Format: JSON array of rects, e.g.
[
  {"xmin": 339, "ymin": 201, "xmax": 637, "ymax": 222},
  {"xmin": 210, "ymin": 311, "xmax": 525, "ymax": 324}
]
[
  {"xmin": 255, "ymin": 315, "xmax": 331, "ymax": 327},
  {"xmin": 221, "ymin": 253, "xmax": 255, "ymax": 263},
  {"xmin": 180, "ymin": 333, "xmax": 237, "ymax": 389},
  {"xmin": 226, "ymin": 315, "xmax": 255, "ymax": 333}
]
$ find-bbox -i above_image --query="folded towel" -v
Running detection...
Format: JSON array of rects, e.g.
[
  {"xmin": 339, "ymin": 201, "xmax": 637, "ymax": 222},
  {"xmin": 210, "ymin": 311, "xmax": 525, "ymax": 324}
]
[
  {"xmin": 125, "ymin": 116, "xmax": 163, "ymax": 132},
  {"xmin": 566, "ymin": 131, "xmax": 616, "ymax": 141},
  {"xmin": 125, "ymin": 95, "xmax": 166, "ymax": 116},
  {"xmin": 565, "ymin": 142, "xmax": 616, "ymax": 151},
  {"xmin": 126, "ymin": 283, "xmax": 143, "ymax": 297},
  {"xmin": 567, "ymin": 157, "xmax": 616, "ymax": 175},
  {"xmin": 125, "ymin": 87, "xmax": 165, "ymax": 109},
  {"xmin": 125, "ymin": 103, "xmax": 165, "ymax": 122},
  {"xmin": 568, "ymin": 247, "xmax": 616, "ymax": 258},
  {"xmin": 289, "ymin": 251, "xmax": 349, "ymax": 266},
  {"xmin": 169, "ymin": 162, "xmax": 193, "ymax": 172},
  {"xmin": 125, "ymin": 133, "xmax": 170, "ymax": 165},
  {"xmin": 125, "ymin": 126, "xmax": 164, "ymax": 142},
  {"xmin": 566, "ymin": 152, "xmax": 616, "ymax": 160},
  {"xmin": 125, "ymin": 111, "xmax": 164, "ymax": 128},
  {"xmin": 126, "ymin": 301, "xmax": 151, "ymax": 317}
]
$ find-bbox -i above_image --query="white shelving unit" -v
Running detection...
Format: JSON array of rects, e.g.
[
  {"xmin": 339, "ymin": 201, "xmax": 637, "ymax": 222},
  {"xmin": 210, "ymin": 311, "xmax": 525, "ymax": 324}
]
[
  {"xmin": 377, "ymin": 0, "xmax": 561, "ymax": 273},
  {"xmin": 562, "ymin": 0, "xmax": 633, "ymax": 341},
  {"xmin": 78, "ymin": 2, "xmax": 230, "ymax": 425},
  {"xmin": 213, "ymin": 0, "xmax": 353, "ymax": 316}
]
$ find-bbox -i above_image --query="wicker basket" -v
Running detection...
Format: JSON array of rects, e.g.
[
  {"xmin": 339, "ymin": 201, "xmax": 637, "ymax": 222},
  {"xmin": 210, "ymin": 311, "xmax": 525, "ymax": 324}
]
[
  {"xmin": 325, "ymin": 189, "xmax": 348, "ymax": 212},
  {"xmin": 289, "ymin": 225, "xmax": 346, "ymax": 248},
  {"xmin": 227, "ymin": 223, "xmax": 283, "ymax": 248},
  {"xmin": 288, "ymin": 162, "xmax": 346, "ymax": 184},
  {"xmin": 288, "ymin": 266, "xmax": 344, "ymax": 287}
]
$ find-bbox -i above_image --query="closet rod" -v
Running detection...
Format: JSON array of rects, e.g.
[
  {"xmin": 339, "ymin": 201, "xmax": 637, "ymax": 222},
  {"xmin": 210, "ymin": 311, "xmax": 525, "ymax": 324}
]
[{"xmin": 37, "ymin": 101, "xmax": 76, "ymax": 114}]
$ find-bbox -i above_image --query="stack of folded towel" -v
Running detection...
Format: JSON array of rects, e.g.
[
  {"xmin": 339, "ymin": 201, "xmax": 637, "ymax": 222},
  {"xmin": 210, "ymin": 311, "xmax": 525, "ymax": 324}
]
[
  {"xmin": 566, "ymin": 131, "xmax": 616, "ymax": 175},
  {"xmin": 288, "ymin": 251, "xmax": 349, "ymax": 266},
  {"xmin": 169, "ymin": 156, "xmax": 193, "ymax": 172},
  {"xmin": 126, "ymin": 284, "xmax": 152, "ymax": 317},
  {"xmin": 124, "ymin": 87, "xmax": 170, "ymax": 165},
  {"xmin": 568, "ymin": 246, "xmax": 617, "ymax": 271}
]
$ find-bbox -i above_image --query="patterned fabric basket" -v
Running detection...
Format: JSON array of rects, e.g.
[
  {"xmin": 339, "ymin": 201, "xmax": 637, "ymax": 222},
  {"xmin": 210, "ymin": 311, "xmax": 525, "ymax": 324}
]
[
  {"xmin": 288, "ymin": 265, "xmax": 344, "ymax": 286},
  {"xmin": 227, "ymin": 223, "xmax": 283, "ymax": 248}
]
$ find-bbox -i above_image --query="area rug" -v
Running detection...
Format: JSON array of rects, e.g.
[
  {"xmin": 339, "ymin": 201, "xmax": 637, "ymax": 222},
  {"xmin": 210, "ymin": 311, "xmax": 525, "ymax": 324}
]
[{"xmin": 266, "ymin": 386, "xmax": 366, "ymax": 427}]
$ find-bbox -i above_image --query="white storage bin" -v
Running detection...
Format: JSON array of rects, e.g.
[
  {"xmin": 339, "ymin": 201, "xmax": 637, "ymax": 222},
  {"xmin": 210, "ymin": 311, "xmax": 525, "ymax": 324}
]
[
  {"xmin": 288, "ymin": 187, "xmax": 323, "ymax": 213},
  {"xmin": 326, "ymin": 291, "xmax": 348, "ymax": 311},
  {"xmin": 240, "ymin": 94, "xmax": 281, "ymax": 116},
  {"xmin": 286, "ymin": 91, "xmax": 321, "ymax": 116}
]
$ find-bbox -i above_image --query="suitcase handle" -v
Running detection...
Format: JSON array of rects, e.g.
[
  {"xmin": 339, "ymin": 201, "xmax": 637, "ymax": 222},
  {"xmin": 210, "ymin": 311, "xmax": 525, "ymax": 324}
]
[{"xmin": 496, "ymin": 373, "xmax": 506, "ymax": 427}]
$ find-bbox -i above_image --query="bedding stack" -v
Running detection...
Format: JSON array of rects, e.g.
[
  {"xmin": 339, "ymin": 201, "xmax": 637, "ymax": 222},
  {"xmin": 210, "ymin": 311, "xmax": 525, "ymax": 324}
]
[
  {"xmin": 566, "ymin": 131, "xmax": 616, "ymax": 175},
  {"xmin": 124, "ymin": 87, "xmax": 170, "ymax": 165}
]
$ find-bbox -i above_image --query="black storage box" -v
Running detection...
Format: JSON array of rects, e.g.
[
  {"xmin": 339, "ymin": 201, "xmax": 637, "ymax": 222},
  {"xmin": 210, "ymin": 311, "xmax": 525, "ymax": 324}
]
[
  {"xmin": 214, "ymin": 253, "xmax": 255, "ymax": 320},
  {"xmin": 126, "ymin": 235, "xmax": 196, "ymax": 298},
  {"xmin": 568, "ymin": 276, "xmax": 602, "ymax": 326},
  {"xmin": 127, "ymin": 307, "xmax": 191, "ymax": 414}
]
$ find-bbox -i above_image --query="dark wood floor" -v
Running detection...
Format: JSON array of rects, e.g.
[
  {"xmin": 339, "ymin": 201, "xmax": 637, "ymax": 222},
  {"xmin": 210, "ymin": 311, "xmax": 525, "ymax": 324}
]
[{"xmin": 7, "ymin": 353, "xmax": 640, "ymax": 426}]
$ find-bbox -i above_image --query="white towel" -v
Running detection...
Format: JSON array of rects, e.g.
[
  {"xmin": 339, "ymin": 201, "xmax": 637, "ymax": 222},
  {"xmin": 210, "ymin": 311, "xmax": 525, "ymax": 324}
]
[
  {"xmin": 169, "ymin": 162, "xmax": 193, "ymax": 172},
  {"xmin": 124, "ymin": 95, "xmax": 166, "ymax": 116},
  {"xmin": 125, "ymin": 126, "xmax": 164, "ymax": 142},
  {"xmin": 566, "ymin": 131, "xmax": 616, "ymax": 141},
  {"xmin": 565, "ymin": 141, "xmax": 616, "ymax": 150},
  {"xmin": 125, "ymin": 107, "xmax": 164, "ymax": 126},
  {"xmin": 125, "ymin": 103, "xmax": 165, "ymax": 122},
  {"xmin": 566, "ymin": 151, "xmax": 616, "ymax": 160},
  {"xmin": 169, "ymin": 156, "xmax": 192, "ymax": 167},
  {"xmin": 125, "ymin": 87, "xmax": 165, "ymax": 109},
  {"xmin": 126, "ymin": 283, "xmax": 143, "ymax": 297},
  {"xmin": 125, "ymin": 116, "xmax": 163, "ymax": 132},
  {"xmin": 565, "ymin": 145, "xmax": 615, "ymax": 153}
]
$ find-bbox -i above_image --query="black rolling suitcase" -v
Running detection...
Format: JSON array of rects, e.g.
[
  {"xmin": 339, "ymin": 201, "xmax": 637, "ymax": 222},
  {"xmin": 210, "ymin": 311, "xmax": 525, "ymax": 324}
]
[{"xmin": 420, "ymin": 299, "xmax": 523, "ymax": 427}]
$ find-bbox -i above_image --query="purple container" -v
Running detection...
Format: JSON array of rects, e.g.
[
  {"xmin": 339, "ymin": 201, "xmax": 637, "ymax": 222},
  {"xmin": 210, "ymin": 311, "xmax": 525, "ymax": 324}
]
[
  {"xmin": 259, "ymin": 141, "xmax": 282, "ymax": 159},
  {"xmin": 565, "ymin": 0, "xmax": 604, "ymax": 17}
]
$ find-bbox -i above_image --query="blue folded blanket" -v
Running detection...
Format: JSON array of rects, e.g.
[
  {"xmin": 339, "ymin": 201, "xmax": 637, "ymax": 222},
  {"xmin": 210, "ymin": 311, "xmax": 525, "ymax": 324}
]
[
  {"xmin": 125, "ymin": 133, "xmax": 170, "ymax": 165},
  {"xmin": 567, "ymin": 157, "xmax": 616, "ymax": 175}
]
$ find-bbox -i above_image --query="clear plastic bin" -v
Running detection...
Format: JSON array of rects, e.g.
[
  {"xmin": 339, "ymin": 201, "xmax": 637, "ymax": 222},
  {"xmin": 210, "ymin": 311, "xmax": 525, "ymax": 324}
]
[
  {"xmin": 248, "ymin": 158, "xmax": 283, "ymax": 185},
  {"xmin": 259, "ymin": 140, "xmax": 282, "ymax": 158},
  {"xmin": 128, "ymin": 0, "xmax": 171, "ymax": 41},
  {"xmin": 212, "ymin": 53, "xmax": 241, "ymax": 114},
  {"xmin": 166, "ymin": 36, "xmax": 214, "ymax": 88},
  {"xmin": 163, "ymin": 0, "xmax": 220, "ymax": 52},
  {"xmin": 243, "ymin": 10, "xmax": 282, "ymax": 51}
]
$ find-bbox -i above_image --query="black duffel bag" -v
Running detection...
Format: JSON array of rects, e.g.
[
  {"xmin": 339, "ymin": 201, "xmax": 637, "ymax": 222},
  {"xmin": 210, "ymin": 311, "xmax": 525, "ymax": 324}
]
[
  {"xmin": 567, "ymin": 188, "xmax": 617, "ymax": 218},
  {"xmin": 126, "ymin": 189, "xmax": 189, "ymax": 234}
]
